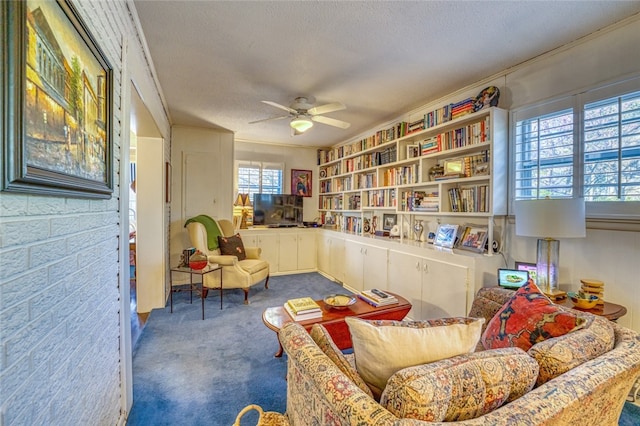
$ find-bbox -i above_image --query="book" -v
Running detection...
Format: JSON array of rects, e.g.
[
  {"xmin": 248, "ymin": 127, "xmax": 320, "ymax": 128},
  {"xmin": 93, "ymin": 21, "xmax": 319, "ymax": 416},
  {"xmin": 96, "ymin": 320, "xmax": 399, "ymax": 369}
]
[
  {"xmin": 286, "ymin": 297, "xmax": 321, "ymax": 314},
  {"xmin": 360, "ymin": 289, "xmax": 398, "ymax": 306},
  {"xmin": 358, "ymin": 292, "xmax": 398, "ymax": 307},
  {"xmin": 283, "ymin": 303, "xmax": 323, "ymax": 321}
]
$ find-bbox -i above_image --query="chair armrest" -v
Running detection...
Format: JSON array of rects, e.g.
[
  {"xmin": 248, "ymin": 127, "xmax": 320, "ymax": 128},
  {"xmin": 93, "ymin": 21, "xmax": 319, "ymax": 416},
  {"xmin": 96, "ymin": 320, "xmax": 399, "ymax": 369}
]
[
  {"xmin": 245, "ymin": 246, "xmax": 262, "ymax": 259},
  {"xmin": 207, "ymin": 254, "xmax": 238, "ymax": 266}
]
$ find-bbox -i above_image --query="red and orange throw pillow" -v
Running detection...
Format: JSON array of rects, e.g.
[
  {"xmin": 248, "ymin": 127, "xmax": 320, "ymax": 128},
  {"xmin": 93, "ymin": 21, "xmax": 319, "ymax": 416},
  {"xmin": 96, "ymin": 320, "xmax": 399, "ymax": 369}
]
[{"xmin": 481, "ymin": 280, "xmax": 585, "ymax": 351}]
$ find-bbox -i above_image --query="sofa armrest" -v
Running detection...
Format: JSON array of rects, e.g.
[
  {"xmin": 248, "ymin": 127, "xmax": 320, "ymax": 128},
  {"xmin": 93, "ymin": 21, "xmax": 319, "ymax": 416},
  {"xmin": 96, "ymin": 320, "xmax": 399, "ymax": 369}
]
[
  {"xmin": 233, "ymin": 404, "xmax": 289, "ymax": 426},
  {"xmin": 245, "ymin": 246, "xmax": 262, "ymax": 259},
  {"xmin": 207, "ymin": 254, "xmax": 238, "ymax": 266}
]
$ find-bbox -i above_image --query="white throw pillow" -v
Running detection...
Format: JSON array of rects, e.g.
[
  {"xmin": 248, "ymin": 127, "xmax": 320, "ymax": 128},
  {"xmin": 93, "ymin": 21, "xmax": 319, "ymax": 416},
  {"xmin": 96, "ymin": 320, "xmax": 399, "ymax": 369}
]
[{"xmin": 345, "ymin": 317, "xmax": 484, "ymax": 392}]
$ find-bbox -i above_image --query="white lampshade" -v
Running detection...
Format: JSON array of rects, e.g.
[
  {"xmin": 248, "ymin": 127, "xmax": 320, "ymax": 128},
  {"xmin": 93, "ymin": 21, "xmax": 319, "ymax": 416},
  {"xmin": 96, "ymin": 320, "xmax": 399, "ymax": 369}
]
[
  {"xmin": 290, "ymin": 116, "xmax": 313, "ymax": 132},
  {"xmin": 514, "ymin": 198, "xmax": 586, "ymax": 238},
  {"xmin": 514, "ymin": 197, "xmax": 585, "ymax": 297}
]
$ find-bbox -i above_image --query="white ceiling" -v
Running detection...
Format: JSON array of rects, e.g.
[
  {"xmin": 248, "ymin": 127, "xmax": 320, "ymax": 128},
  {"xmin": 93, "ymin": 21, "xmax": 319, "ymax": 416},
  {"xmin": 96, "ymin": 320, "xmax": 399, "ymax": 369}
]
[{"xmin": 132, "ymin": 1, "xmax": 640, "ymax": 148}]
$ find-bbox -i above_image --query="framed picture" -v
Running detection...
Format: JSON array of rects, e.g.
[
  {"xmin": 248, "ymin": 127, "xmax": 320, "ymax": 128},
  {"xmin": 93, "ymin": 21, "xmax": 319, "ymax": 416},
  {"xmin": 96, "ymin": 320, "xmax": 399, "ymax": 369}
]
[
  {"xmin": 458, "ymin": 225, "xmax": 489, "ymax": 253},
  {"xmin": 444, "ymin": 158, "xmax": 464, "ymax": 175},
  {"xmin": 406, "ymin": 144, "xmax": 420, "ymax": 159},
  {"xmin": 2, "ymin": 0, "xmax": 114, "ymax": 198},
  {"xmin": 515, "ymin": 261, "xmax": 538, "ymax": 285},
  {"xmin": 382, "ymin": 213, "xmax": 397, "ymax": 231},
  {"xmin": 473, "ymin": 162, "xmax": 489, "ymax": 176},
  {"xmin": 433, "ymin": 224, "xmax": 459, "ymax": 248},
  {"xmin": 291, "ymin": 169, "xmax": 312, "ymax": 197}
]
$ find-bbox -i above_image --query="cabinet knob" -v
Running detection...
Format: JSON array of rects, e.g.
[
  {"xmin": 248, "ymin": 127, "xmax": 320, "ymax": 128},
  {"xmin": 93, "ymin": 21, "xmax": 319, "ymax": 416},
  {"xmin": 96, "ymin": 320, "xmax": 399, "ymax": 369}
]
[
  {"xmin": 423, "ymin": 263, "xmax": 429, "ymax": 273},
  {"xmin": 415, "ymin": 261, "xmax": 421, "ymax": 270}
]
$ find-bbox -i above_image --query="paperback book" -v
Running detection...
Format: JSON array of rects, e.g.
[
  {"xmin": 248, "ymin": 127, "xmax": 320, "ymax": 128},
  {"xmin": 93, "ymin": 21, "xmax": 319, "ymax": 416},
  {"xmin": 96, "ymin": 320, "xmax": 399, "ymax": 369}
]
[
  {"xmin": 286, "ymin": 297, "xmax": 321, "ymax": 314},
  {"xmin": 284, "ymin": 303, "xmax": 323, "ymax": 321},
  {"xmin": 359, "ymin": 289, "xmax": 398, "ymax": 307}
]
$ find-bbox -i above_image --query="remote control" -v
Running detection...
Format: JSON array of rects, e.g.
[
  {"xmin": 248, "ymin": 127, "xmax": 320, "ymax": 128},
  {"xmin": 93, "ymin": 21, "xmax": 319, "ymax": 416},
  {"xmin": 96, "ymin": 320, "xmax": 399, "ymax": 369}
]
[{"xmin": 371, "ymin": 289, "xmax": 388, "ymax": 298}]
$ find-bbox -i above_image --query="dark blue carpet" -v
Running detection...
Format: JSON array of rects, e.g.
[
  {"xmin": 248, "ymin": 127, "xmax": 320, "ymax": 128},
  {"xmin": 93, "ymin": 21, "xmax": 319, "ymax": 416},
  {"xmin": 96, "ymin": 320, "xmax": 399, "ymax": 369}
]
[
  {"xmin": 127, "ymin": 273, "xmax": 344, "ymax": 425},
  {"xmin": 127, "ymin": 272, "xmax": 640, "ymax": 425}
]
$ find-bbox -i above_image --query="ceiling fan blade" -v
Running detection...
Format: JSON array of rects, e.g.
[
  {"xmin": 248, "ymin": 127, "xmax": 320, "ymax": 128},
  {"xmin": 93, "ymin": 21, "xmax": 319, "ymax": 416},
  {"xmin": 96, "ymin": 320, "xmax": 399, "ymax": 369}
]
[
  {"xmin": 311, "ymin": 115, "xmax": 351, "ymax": 129},
  {"xmin": 248, "ymin": 115, "xmax": 289, "ymax": 124},
  {"xmin": 308, "ymin": 102, "xmax": 346, "ymax": 116},
  {"xmin": 262, "ymin": 100, "xmax": 297, "ymax": 115}
]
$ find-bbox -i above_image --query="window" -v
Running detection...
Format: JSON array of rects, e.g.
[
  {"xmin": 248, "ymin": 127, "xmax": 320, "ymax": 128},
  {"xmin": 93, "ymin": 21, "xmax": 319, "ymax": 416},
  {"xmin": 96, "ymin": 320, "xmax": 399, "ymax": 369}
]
[
  {"xmin": 512, "ymin": 77, "xmax": 640, "ymax": 219},
  {"xmin": 235, "ymin": 161, "xmax": 283, "ymax": 201}
]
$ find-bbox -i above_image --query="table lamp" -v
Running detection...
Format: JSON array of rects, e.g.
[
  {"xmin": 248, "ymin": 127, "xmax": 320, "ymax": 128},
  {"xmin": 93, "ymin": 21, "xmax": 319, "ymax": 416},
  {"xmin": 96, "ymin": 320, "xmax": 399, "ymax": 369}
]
[
  {"xmin": 233, "ymin": 193, "xmax": 253, "ymax": 229},
  {"xmin": 514, "ymin": 197, "xmax": 585, "ymax": 299}
]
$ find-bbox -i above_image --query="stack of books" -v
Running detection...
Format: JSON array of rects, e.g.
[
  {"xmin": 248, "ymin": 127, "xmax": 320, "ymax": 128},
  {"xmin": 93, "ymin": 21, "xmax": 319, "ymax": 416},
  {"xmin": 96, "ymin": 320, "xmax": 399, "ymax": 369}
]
[
  {"xmin": 284, "ymin": 297, "xmax": 323, "ymax": 321},
  {"xmin": 358, "ymin": 289, "xmax": 398, "ymax": 307}
]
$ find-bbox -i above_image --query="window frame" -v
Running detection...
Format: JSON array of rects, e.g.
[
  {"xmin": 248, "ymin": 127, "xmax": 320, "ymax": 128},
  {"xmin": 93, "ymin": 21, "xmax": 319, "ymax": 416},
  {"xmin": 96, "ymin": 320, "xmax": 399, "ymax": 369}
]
[
  {"xmin": 234, "ymin": 160, "xmax": 284, "ymax": 202},
  {"xmin": 510, "ymin": 76, "xmax": 640, "ymax": 221}
]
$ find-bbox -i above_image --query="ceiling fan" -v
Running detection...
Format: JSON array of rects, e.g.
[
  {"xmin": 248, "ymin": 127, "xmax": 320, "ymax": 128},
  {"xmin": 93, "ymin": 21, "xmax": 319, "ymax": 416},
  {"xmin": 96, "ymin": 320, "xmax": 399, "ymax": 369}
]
[{"xmin": 249, "ymin": 96, "xmax": 351, "ymax": 135}]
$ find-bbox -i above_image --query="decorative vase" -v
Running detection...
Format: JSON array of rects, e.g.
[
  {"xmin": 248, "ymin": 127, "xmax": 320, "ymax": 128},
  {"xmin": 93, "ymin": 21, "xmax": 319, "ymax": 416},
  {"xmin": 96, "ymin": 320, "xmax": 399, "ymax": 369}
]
[
  {"xmin": 414, "ymin": 220, "xmax": 424, "ymax": 242},
  {"xmin": 189, "ymin": 250, "xmax": 208, "ymax": 270}
]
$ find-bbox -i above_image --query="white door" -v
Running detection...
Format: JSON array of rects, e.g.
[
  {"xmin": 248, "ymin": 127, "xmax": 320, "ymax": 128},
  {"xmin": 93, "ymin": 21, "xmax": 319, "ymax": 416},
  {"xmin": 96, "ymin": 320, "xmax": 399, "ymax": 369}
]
[
  {"xmin": 362, "ymin": 244, "xmax": 388, "ymax": 291},
  {"xmin": 297, "ymin": 231, "xmax": 317, "ymax": 271},
  {"xmin": 343, "ymin": 240, "xmax": 364, "ymax": 292},
  {"xmin": 278, "ymin": 233, "xmax": 298, "ymax": 272},
  {"xmin": 422, "ymin": 260, "xmax": 468, "ymax": 318}
]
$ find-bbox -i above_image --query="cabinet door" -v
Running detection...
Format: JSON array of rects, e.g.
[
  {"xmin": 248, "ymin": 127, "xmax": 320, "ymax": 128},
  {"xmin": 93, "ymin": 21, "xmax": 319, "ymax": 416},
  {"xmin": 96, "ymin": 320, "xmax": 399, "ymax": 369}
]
[
  {"xmin": 296, "ymin": 232, "xmax": 317, "ymax": 271},
  {"xmin": 328, "ymin": 235, "xmax": 345, "ymax": 283},
  {"xmin": 343, "ymin": 240, "xmax": 364, "ymax": 292},
  {"xmin": 362, "ymin": 244, "xmax": 388, "ymax": 291},
  {"xmin": 387, "ymin": 250, "xmax": 422, "ymax": 320},
  {"xmin": 421, "ymin": 260, "xmax": 468, "ymax": 319},
  {"xmin": 256, "ymin": 233, "xmax": 279, "ymax": 273},
  {"xmin": 317, "ymin": 234, "xmax": 331, "ymax": 275},
  {"xmin": 278, "ymin": 233, "xmax": 298, "ymax": 272}
]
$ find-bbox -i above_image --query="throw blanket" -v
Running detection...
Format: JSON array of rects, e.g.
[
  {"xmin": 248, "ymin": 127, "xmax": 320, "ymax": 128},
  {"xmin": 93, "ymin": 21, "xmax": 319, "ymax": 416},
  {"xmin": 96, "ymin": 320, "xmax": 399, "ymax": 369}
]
[{"xmin": 184, "ymin": 215, "xmax": 223, "ymax": 251}]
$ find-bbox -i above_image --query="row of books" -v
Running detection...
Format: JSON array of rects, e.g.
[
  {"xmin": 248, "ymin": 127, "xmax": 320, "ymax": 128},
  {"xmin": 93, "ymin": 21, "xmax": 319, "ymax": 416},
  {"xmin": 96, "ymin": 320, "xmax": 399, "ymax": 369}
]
[
  {"xmin": 358, "ymin": 289, "xmax": 398, "ymax": 307},
  {"xmin": 448, "ymin": 185, "xmax": 489, "ymax": 213}
]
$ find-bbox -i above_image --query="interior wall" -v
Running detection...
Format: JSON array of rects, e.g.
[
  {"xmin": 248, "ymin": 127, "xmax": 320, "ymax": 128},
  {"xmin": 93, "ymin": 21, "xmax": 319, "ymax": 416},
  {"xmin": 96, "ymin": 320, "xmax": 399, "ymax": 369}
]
[
  {"xmin": 235, "ymin": 140, "xmax": 320, "ymax": 222},
  {"xmin": 0, "ymin": 1, "xmax": 170, "ymax": 424}
]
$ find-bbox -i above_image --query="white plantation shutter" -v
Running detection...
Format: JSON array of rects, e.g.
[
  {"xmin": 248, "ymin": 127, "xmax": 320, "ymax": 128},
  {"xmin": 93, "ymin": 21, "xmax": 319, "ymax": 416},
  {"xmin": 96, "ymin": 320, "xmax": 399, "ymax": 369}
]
[
  {"xmin": 583, "ymin": 91, "xmax": 640, "ymax": 201},
  {"xmin": 236, "ymin": 161, "xmax": 283, "ymax": 201}
]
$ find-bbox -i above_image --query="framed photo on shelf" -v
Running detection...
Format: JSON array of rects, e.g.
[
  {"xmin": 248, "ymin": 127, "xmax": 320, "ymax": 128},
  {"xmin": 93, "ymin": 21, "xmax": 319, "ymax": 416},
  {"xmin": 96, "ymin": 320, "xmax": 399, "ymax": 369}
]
[
  {"xmin": 458, "ymin": 225, "xmax": 489, "ymax": 253},
  {"xmin": 291, "ymin": 169, "xmax": 312, "ymax": 197},
  {"xmin": 2, "ymin": 0, "xmax": 114, "ymax": 199},
  {"xmin": 433, "ymin": 224, "xmax": 459, "ymax": 248},
  {"xmin": 515, "ymin": 261, "xmax": 538, "ymax": 285},
  {"xmin": 473, "ymin": 162, "xmax": 489, "ymax": 176},
  {"xmin": 382, "ymin": 214, "xmax": 397, "ymax": 231},
  {"xmin": 444, "ymin": 158, "xmax": 464, "ymax": 175},
  {"xmin": 406, "ymin": 144, "xmax": 420, "ymax": 159}
]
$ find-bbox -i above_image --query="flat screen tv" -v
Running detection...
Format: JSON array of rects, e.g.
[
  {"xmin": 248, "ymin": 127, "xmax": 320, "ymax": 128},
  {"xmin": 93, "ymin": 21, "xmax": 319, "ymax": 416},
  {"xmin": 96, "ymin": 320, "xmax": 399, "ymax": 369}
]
[{"xmin": 252, "ymin": 194, "xmax": 303, "ymax": 226}]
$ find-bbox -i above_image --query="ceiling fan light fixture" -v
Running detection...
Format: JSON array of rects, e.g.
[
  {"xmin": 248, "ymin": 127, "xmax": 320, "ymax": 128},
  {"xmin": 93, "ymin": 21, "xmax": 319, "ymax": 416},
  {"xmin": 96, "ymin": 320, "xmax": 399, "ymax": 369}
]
[{"xmin": 290, "ymin": 116, "xmax": 313, "ymax": 133}]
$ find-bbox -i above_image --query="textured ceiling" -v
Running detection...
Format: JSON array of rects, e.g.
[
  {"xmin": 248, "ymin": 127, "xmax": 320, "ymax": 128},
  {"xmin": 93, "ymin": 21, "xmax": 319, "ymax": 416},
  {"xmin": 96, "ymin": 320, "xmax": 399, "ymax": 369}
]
[{"xmin": 133, "ymin": 1, "xmax": 640, "ymax": 147}]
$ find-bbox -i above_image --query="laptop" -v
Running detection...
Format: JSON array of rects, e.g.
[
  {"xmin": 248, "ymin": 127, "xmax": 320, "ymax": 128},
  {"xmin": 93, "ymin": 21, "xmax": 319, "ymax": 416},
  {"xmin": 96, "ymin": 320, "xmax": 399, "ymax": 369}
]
[{"xmin": 498, "ymin": 268, "xmax": 529, "ymax": 290}]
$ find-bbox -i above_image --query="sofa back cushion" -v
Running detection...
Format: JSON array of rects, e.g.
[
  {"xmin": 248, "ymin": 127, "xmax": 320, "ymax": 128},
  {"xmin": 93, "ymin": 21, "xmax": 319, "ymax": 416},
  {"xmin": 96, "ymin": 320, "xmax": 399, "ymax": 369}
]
[
  {"xmin": 381, "ymin": 347, "xmax": 539, "ymax": 422},
  {"xmin": 481, "ymin": 281, "xmax": 586, "ymax": 351},
  {"xmin": 528, "ymin": 313, "xmax": 615, "ymax": 386},
  {"xmin": 468, "ymin": 286, "xmax": 519, "ymax": 351},
  {"xmin": 346, "ymin": 317, "xmax": 484, "ymax": 395},
  {"xmin": 309, "ymin": 324, "xmax": 374, "ymax": 399}
]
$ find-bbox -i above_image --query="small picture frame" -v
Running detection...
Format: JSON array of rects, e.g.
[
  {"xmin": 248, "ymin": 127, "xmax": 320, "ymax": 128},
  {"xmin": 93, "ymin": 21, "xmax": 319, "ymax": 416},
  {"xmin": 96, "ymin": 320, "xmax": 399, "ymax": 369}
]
[
  {"xmin": 382, "ymin": 214, "xmax": 397, "ymax": 231},
  {"xmin": 444, "ymin": 158, "xmax": 464, "ymax": 175},
  {"xmin": 433, "ymin": 224, "xmax": 459, "ymax": 248},
  {"xmin": 291, "ymin": 169, "xmax": 312, "ymax": 197},
  {"xmin": 515, "ymin": 261, "xmax": 538, "ymax": 285},
  {"xmin": 458, "ymin": 225, "xmax": 489, "ymax": 253},
  {"xmin": 473, "ymin": 162, "xmax": 489, "ymax": 176},
  {"xmin": 406, "ymin": 144, "xmax": 420, "ymax": 159}
]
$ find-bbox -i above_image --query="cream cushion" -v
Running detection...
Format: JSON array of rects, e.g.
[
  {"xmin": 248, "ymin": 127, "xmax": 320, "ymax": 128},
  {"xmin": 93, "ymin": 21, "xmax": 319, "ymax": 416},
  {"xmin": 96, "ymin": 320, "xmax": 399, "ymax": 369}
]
[{"xmin": 345, "ymin": 317, "xmax": 484, "ymax": 392}]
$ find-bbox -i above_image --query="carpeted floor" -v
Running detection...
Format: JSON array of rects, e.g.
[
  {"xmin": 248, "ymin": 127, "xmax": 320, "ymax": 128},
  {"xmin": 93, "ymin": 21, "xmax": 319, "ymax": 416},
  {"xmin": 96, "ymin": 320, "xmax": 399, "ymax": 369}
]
[
  {"xmin": 127, "ymin": 272, "xmax": 344, "ymax": 425},
  {"xmin": 128, "ymin": 272, "xmax": 640, "ymax": 425}
]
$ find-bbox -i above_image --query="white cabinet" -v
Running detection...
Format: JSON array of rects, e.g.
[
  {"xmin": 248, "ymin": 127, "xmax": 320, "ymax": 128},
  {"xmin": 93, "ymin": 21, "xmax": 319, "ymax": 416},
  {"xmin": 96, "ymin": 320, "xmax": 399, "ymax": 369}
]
[
  {"xmin": 240, "ymin": 230, "xmax": 279, "ymax": 272},
  {"xmin": 387, "ymin": 250, "xmax": 469, "ymax": 320},
  {"xmin": 317, "ymin": 232, "xmax": 344, "ymax": 283},
  {"xmin": 278, "ymin": 231, "xmax": 317, "ymax": 273},
  {"xmin": 343, "ymin": 240, "xmax": 388, "ymax": 293}
]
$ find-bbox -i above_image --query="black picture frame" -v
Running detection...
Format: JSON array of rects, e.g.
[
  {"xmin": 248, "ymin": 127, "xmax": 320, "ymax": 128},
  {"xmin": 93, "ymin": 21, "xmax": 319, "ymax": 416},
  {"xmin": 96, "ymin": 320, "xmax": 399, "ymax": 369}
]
[
  {"xmin": 382, "ymin": 213, "xmax": 397, "ymax": 231},
  {"xmin": 1, "ymin": 0, "xmax": 114, "ymax": 198}
]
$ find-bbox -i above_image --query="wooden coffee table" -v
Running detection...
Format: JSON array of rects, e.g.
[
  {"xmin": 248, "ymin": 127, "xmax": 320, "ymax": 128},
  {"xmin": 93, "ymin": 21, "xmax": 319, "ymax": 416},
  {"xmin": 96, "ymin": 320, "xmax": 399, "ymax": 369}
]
[{"xmin": 262, "ymin": 291, "xmax": 411, "ymax": 357}]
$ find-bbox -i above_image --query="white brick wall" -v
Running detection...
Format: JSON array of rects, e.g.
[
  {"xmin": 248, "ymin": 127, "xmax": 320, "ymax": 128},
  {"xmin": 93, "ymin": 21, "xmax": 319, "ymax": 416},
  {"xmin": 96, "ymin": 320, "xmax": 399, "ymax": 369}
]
[{"xmin": 0, "ymin": 1, "xmax": 168, "ymax": 424}]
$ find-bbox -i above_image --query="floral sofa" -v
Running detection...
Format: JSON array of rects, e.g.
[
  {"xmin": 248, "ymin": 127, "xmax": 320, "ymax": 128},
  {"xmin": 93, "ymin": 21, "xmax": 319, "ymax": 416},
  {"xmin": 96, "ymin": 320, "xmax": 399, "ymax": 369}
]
[{"xmin": 236, "ymin": 286, "xmax": 640, "ymax": 425}]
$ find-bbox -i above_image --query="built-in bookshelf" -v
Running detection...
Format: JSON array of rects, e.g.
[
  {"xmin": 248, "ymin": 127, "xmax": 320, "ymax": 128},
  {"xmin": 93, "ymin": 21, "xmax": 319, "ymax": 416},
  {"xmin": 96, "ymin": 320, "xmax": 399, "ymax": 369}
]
[{"xmin": 317, "ymin": 106, "xmax": 507, "ymax": 251}]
